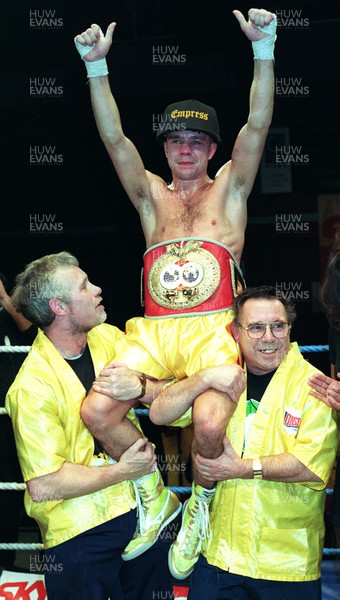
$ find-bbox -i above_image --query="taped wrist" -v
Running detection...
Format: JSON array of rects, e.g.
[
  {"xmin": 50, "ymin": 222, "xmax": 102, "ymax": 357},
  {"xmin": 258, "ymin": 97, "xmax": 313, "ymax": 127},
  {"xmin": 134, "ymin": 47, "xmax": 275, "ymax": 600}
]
[
  {"xmin": 74, "ymin": 29, "xmax": 108, "ymax": 78},
  {"xmin": 252, "ymin": 16, "xmax": 277, "ymax": 60}
]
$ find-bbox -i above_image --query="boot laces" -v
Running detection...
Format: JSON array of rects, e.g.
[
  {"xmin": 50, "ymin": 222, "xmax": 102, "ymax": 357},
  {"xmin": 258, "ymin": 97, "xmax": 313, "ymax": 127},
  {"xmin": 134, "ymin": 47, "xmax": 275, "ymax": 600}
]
[
  {"xmin": 182, "ymin": 494, "xmax": 212, "ymax": 556},
  {"xmin": 132, "ymin": 479, "xmax": 168, "ymax": 536}
]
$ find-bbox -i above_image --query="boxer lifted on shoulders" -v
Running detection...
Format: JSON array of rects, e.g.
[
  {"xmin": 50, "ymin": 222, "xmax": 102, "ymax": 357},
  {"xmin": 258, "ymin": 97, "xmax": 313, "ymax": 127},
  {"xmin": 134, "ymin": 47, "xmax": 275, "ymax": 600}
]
[{"xmin": 75, "ymin": 7, "xmax": 277, "ymax": 577}]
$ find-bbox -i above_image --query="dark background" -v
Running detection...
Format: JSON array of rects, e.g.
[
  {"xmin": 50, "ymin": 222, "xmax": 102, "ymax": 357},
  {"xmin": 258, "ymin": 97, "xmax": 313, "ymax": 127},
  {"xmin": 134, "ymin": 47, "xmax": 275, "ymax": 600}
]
[{"xmin": 2, "ymin": 0, "xmax": 340, "ymax": 373}]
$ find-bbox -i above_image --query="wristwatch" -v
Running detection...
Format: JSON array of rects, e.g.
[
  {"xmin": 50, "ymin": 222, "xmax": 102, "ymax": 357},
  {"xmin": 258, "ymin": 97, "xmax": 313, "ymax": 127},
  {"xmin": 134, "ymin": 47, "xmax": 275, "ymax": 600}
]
[
  {"xmin": 136, "ymin": 373, "xmax": 147, "ymax": 399},
  {"xmin": 253, "ymin": 458, "xmax": 263, "ymax": 480}
]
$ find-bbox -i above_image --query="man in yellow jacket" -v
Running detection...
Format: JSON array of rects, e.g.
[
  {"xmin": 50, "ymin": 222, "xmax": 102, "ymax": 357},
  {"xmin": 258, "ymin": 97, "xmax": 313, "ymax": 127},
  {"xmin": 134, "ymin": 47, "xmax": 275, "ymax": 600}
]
[
  {"xmin": 5, "ymin": 252, "xmax": 177, "ymax": 600},
  {"xmin": 149, "ymin": 286, "xmax": 338, "ymax": 598}
]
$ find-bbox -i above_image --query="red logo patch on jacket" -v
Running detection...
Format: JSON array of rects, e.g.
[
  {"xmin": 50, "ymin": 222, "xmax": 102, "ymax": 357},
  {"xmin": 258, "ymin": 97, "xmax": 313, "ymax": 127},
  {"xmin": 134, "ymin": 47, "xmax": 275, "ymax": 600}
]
[
  {"xmin": 283, "ymin": 408, "xmax": 302, "ymax": 435},
  {"xmin": 284, "ymin": 412, "xmax": 302, "ymax": 428}
]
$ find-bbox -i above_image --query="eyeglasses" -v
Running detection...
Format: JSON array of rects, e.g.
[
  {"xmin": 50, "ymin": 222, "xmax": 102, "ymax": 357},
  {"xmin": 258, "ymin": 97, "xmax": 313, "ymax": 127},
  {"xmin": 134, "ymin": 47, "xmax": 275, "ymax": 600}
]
[{"xmin": 236, "ymin": 322, "xmax": 291, "ymax": 339}]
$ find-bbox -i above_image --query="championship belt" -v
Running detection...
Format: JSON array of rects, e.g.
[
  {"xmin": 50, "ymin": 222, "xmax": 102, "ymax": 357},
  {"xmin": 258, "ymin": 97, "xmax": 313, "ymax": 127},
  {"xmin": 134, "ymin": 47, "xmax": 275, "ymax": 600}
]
[{"xmin": 143, "ymin": 238, "xmax": 245, "ymax": 318}]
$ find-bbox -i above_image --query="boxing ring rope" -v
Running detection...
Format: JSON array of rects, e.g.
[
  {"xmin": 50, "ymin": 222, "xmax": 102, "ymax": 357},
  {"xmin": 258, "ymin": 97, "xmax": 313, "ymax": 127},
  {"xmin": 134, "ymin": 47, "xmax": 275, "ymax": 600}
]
[
  {"xmin": 0, "ymin": 343, "xmax": 339, "ymax": 557},
  {"xmin": 0, "ymin": 346, "xmax": 31, "ymax": 354}
]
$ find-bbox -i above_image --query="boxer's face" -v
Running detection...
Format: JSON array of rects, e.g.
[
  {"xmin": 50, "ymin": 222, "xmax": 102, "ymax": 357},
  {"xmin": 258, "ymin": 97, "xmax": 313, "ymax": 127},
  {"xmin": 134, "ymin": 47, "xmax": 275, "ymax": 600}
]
[{"xmin": 164, "ymin": 131, "xmax": 217, "ymax": 181}]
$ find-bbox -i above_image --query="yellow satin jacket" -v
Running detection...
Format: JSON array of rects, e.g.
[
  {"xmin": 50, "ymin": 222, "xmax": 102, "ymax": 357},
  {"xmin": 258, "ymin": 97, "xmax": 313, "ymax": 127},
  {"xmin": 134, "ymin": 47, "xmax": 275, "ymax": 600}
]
[
  {"xmin": 203, "ymin": 343, "xmax": 338, "ymax": 581},
  {"xmin": 6, "ymin": 325, "xmax": 137, "ymax": 549}
]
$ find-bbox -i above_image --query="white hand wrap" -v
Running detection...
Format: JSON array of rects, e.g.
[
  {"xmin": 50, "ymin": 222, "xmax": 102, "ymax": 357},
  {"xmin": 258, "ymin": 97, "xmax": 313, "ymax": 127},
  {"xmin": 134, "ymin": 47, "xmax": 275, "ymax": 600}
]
[
  {"xmin": 252, "ymin": 16, "xmax": 277, "ymax": 60},
  {"xmin": 74, "ymin": 28, "xmax": 108, "ymax": 78}
]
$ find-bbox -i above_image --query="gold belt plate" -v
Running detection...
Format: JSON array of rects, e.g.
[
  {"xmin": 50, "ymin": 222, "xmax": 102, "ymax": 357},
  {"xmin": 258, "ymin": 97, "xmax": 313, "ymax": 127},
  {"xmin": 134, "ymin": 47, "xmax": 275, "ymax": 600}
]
[{"xmin": 148, "ymin": 241, "xmax": 221, "ymax": 310}]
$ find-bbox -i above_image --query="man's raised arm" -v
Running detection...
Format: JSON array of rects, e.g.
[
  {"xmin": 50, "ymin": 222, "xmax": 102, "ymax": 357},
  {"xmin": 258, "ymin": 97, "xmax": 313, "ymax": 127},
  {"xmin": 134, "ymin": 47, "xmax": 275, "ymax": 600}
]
[
  {"xmin": 74, "ymin": 23, "xmax": 152, "ymax": 211},
  {"xmin": 218, "ymin": 8, "xmax": 276, "ymax": 228}
]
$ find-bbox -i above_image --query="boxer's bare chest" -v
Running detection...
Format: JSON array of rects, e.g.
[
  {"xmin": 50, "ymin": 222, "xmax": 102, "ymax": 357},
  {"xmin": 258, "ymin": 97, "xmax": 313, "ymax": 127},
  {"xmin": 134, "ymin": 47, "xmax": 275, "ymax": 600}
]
[{"xmin": 154, "ymin": 186, "xmax": 226, "ymax": 240}]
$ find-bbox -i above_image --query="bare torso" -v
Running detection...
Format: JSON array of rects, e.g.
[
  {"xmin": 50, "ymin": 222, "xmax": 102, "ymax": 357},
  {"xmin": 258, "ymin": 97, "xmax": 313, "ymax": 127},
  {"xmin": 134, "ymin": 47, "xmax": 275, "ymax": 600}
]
[{"xmin": 143, "ymin": 172, "xmax": 246, "ymax": 264}]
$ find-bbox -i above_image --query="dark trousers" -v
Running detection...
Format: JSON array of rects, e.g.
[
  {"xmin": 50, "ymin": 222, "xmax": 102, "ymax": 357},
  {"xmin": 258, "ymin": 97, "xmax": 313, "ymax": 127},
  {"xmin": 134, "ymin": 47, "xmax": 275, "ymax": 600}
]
[
  {"xmin": 43, "ymin": 509, "xmax": 173, "ymax": 600},
  {"xmin": 0, "ymin": 418, "xmax": 24, "ymax": 569},
  {"xmin": 188, "ymin": 555, "xmax": 321, "ymax": 600}
]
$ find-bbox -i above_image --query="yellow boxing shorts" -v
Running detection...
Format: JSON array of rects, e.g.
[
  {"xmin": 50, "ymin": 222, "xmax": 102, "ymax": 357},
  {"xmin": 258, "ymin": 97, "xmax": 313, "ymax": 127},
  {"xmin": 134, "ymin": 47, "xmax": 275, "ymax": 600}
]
[{"xmin": 113, "ymin": 238, "xmax": 244, "ymax": 426}]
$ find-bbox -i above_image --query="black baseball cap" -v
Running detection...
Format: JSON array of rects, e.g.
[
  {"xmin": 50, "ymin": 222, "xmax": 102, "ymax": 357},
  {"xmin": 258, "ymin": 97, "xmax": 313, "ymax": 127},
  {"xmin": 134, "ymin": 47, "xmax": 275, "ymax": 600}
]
[{"xmin": 155, "ymin": 99, "xmax": 221, "ymax": 144}]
